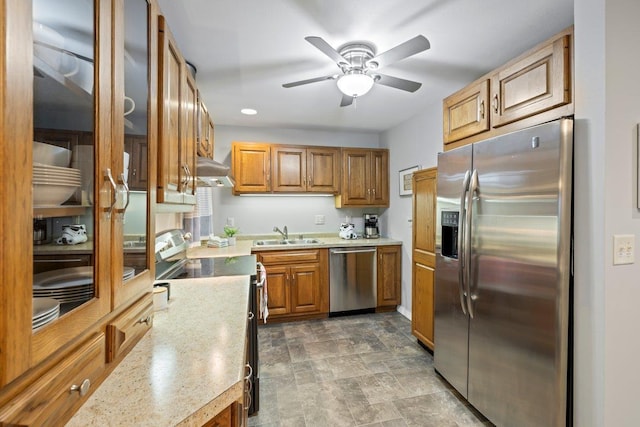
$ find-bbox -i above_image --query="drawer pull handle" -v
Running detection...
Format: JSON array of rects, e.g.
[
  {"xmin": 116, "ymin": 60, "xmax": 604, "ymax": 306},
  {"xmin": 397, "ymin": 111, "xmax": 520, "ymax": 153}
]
[
  {"xmin": 137, "ymin": 315, "xmax": 153, "ymax": 325},
  {"xmin": 70, "ymin": 378, "xmax": 91, "ymax": 397}
]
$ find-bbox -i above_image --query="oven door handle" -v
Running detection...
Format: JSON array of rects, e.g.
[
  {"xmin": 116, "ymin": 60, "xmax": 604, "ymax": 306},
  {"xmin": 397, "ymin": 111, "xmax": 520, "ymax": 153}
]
[{"xmin": 256, "ymin": 262, "xmax": 266, "ymax": 288}]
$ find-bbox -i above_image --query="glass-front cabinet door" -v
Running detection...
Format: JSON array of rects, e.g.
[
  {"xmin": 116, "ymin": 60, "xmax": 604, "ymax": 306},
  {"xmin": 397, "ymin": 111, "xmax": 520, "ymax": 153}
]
[
  {"xmin": 30, "ymin": 0, "xmax": 114, "ymax": 367},
  {"xmin": 0, "ymin": 0, "xmax": 114, "ymax": 387},
  {"xmin": 112, "ymin": 0, "xmax": 155, "ymax": 308}
]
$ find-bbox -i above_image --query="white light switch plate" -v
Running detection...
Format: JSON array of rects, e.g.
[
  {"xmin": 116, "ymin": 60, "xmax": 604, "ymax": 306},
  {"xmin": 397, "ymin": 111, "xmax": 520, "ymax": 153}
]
[
  {"xmin": 315, "ymin": 215, "xmax": 325, "ymax": 225},
  {"xmin": 613, "ymin": 234, "xmax": 635, "ymax": 265}
]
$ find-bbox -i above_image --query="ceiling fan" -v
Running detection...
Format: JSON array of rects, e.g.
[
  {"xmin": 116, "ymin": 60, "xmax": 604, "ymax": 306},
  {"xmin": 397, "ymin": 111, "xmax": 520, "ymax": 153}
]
[{"xmin": 282, "ymin": 35, "xmax": 430, "ymax": 107}]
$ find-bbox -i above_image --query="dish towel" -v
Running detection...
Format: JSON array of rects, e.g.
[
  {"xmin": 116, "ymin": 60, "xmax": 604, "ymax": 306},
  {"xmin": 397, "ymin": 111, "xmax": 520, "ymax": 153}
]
[{"xmin": 258, "ymin": 262, "xmax": 268, "ymax": 323}]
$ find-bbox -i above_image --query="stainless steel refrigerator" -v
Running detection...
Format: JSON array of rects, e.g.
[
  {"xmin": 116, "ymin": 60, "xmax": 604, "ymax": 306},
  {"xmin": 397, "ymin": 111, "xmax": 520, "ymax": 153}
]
[{"xmin": 434, "ymin": 118, "xmax": 573, "ymax": 427}]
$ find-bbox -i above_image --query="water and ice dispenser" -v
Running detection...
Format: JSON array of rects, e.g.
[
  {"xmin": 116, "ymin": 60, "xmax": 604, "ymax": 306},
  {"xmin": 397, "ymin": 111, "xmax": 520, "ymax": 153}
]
[{"xmin": 441, "ymin": 211, "xmax": 459, "ymax": 259}]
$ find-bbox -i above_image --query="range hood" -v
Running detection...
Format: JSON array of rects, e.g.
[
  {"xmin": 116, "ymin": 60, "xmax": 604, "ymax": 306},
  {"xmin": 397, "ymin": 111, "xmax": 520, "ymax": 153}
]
[{"xmin": 196, "ymin": 156, "xmax": 235, "ymax": 188}]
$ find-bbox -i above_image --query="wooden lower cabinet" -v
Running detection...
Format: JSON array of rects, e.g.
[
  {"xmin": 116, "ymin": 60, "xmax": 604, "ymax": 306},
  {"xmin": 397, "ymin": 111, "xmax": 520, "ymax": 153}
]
[
  {"xmin": 203, "ymin": 403, "xmax": 232, "ymax": 427},
  {"xmin": 106, "ymin": 296, "xmax": 154, "ymax": 363},
  {"xmin": 412, "ymin": 259, "xmax": 435, "ymax": 349},
  {"xmin": 376, "ymin": 245, "xmax": 402, "ymax": 310},
  {"xmin": 411, "ymin": 168, "xmax": 437, "ymax": 350},
  {"xmin": 0, "ymin": 334, "xmax": 106, "ymax": 425},
  {"xmin": 256, "ymin": 249, "xmax": 329, "ymax": 322}
]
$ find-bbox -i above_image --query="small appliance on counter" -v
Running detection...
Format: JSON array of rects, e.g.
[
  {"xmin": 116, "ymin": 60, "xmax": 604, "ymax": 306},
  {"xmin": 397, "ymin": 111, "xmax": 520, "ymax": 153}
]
[
  {"xmin": 364, "ymin": 213, "xmax": 380, "ymax": 239},
  {"xmin": 33, "ymin": 217, "xmax": 52, "ymax": 245}
]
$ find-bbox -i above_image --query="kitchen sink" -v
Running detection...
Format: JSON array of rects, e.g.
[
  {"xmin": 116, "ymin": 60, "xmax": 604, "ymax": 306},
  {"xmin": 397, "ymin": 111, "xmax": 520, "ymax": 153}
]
[{"xmin": 253, "ymin": 238, "xmax": 322, "ymax": 246}]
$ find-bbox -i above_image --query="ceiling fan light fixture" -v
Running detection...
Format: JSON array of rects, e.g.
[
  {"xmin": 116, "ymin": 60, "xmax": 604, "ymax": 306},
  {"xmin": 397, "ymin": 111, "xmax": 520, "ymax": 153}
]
[{"xmin": 337, "ymin": 71, "xmax": 374, "ymax": 97}]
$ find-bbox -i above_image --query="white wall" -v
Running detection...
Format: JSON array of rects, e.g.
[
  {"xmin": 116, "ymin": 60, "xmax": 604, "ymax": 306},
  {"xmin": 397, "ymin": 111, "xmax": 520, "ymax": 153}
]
[
  {"xmin": 574, "ymin": 0, "xmax": 640, "ymax": 425},
  {"xmin": 573, "ymin": 0, "xmax": 606, "ymax": 424},
  {"xmin": 379, "ymin": 103, "xmax": 445, "ymax": 317},
  {"xmin": 210, "ymin": 125, "xmax": 382, "ymax": 237}
]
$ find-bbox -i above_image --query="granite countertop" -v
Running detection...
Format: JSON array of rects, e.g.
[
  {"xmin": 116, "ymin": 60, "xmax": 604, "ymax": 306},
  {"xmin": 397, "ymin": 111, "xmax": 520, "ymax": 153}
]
[{"xmin": 67, "ymin": 277, "xmax": 250, "ymax": 426}]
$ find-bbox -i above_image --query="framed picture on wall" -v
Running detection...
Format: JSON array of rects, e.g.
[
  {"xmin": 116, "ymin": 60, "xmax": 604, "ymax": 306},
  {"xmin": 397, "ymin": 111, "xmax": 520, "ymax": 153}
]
[{"xmin": 399, "ymin": 165, "xmax": 420, "ymax": 196}]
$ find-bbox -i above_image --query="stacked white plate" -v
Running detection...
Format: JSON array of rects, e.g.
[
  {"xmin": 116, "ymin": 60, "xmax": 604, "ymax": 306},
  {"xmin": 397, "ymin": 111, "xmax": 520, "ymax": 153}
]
[
  {"xmin": 33, "ymin": 266, "xmax": 94, "ymax": 304},
  {"xmin": 33, "ymin": 163, "xmax": 82, "ymax": 206},
  {"xmin": 32, "ymin": 297, "xmax": 60, "ymax": 331},
  {"xmin": 123, "ymin": 266, "xmax": 135, "ymax": 281},
  {"xmin": 33, "ymin": 266, "xmax": 137, "ymax": 306}
]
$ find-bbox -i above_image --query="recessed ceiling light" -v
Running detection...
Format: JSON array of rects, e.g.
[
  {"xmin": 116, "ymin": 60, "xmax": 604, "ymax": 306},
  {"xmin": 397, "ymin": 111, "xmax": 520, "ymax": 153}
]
[{"xmin": 241, "ymin": 108, "xmax": 257, "ymax": 115}]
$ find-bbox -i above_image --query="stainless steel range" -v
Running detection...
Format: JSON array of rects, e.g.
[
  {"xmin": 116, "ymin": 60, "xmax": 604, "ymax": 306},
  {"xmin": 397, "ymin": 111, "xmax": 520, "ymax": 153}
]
[{"xmin": 154, "ymin": 229, "xmax": 262, "ymax": 416}]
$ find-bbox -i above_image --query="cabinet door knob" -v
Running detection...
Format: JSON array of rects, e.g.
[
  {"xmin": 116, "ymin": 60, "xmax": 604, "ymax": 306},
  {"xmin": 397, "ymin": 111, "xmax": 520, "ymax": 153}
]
[{"xmin": 70, "ymin": 378, "xmax": 91, "ymax": 397}]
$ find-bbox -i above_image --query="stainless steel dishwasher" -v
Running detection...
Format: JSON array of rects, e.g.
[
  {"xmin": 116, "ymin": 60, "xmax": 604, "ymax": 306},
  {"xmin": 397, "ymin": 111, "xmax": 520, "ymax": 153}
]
[{"xmin": 329, "ymin": 247, "xmax": 377, "ymax": 314}]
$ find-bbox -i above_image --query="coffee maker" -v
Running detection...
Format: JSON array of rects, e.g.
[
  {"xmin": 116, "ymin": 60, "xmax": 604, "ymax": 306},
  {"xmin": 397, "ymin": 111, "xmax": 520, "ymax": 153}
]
[{"xmin": 363, "ymin": 214, "xmax": 380, "ymax": 239}]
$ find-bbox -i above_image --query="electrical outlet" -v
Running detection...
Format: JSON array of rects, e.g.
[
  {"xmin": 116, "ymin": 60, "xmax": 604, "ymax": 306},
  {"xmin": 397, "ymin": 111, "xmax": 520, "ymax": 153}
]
[
  {"xmin": 613, "ymin": 234, "xmax": 635, "ymax": 265},
  {"xmin": 226, "ymin": 217, "xmax": 234, "ymax": 227},
  {"xmin": 314, "ymin": 215, "xmax": 325, "ymax": 225}
]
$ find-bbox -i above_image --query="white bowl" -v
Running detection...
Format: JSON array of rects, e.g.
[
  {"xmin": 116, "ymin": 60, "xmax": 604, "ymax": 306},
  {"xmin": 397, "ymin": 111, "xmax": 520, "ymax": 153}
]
[
  {"xmin": 33, "ymin": 142, "xmax": 71, "ymax": 167},
  {"xmin": 33, "ymin": 182, "xmax": 79, "ymax": 206}
]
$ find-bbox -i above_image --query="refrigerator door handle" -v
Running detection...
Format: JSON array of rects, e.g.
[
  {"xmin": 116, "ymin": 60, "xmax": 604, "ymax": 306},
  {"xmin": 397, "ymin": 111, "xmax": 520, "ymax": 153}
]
[
  {"xmin": 465, "ymin": 169, "xmax": 479, "ymax": 319},
  {"xmin": 458, "ymin": 170, "xmax": 471, "ymax": 315}
]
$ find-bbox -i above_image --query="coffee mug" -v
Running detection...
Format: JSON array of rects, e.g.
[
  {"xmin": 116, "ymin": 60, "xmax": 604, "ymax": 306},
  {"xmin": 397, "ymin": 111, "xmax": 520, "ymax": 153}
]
[{"xmin": 124, "ymin": 96, "xmax": 135, "ymax": 117}]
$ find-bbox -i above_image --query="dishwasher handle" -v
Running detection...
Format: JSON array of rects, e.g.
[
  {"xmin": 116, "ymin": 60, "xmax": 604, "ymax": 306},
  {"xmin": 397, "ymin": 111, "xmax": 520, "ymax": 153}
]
[{"xmin": 330, "ymin": 248, "xmax": 377, "ymax": 255}]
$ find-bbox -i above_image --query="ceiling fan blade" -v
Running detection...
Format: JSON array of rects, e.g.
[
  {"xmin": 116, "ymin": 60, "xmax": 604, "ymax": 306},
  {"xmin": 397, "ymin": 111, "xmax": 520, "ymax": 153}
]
[
  {"xmin": 374, "ymin": 73, "xmax": 422, "ymax": 92},
  {"xmin": 305, "ymin": 36, "xmax": 349, "ymax": 67},
  {"xmin": 367, "ymin": 35, "xmax": 430, "ymax": 69},
  {"xmin": 340, "ymin": 94, "xmax": 354, "ymax": 107},
  {"xmin": 282, "ymin": 74, "xmax": 338, "ymax": 88}
]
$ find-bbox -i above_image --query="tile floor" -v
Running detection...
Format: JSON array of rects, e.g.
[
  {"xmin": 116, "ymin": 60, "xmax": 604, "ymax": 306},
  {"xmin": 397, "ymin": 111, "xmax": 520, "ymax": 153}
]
[{"xmin": 249, "ymin": 312, "xmax": 491, "ymax": 427}]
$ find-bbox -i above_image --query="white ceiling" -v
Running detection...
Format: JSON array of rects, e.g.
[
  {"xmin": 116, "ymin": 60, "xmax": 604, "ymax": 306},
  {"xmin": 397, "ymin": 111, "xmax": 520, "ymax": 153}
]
[{"xmin": 156, "ymin": 0, "xmax": 574, "ymax": 133}]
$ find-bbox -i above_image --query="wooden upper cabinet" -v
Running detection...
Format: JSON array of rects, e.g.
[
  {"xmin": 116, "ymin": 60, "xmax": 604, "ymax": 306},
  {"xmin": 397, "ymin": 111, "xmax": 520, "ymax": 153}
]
[
  {"xmin": 271, "ymin": 146, "xmax": 306, "ymax": 192},
  {"xmin": 491, "ymin": 33, "xmax": 571, "ymax": 127},
  {"xmin": 232, "ymin": 142, "xmax": 271, "ymax": 193},
  {"xmin": 306, "ymin": 147, "xmax": 340, "ymax": 193},
  {"xmin": 157, "ymin": 15, "xmax": 195, "ymax": 205},
  {"xmin": 271, "ymin": 146, "xmax": 340, "ymax": 193},
  {"xmin": 442, "ymin": 27, "xmax": 573, "ymax": 148},
  {"xmin": 197, "ymin": 100, "xmax": 214, "ymax": 159},
  {"xmin": 337, "ymin": 148, "xmax": 389, "ymax": 207},
  {"xmin": 233, "ymin": 142, "xmax": 340, "ymax": 194},
  {"xmin": 181, "ymin": 71, "xmax": 197, "ymax": 204},
  {"xmin": 443, "ymin": 80, "xmax": 490, "ymax": 144},
  {"xmin": 157, "ymin": 16, "xmax": 183, "ymax": 204},
  {"xmin": 125, "ymin": 135, "xmax": 148, "ymax": 191},
  {"xmin": 370, "ymin": 150, "xmax": 389, "ymax": 206}
]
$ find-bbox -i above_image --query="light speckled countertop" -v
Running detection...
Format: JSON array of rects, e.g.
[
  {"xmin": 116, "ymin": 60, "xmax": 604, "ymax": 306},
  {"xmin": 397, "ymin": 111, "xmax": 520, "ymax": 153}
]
[
  {"xmin": 188, "ymin": 235, "xmax": 402, "ymax": 257},
  {"xmin": 67, "ymin": 277, "xmax": 250, "ymax": 426},
  {"xmin": 67, "ymin": 235, "xmax": 401, "ymax": 425}
]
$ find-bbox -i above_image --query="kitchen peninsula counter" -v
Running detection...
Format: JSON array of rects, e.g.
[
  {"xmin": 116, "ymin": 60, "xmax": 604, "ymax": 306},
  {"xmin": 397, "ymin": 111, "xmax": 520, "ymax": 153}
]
[{"xmin": 67, "ymin": 276, "xmax": 250, "ymax": 426}]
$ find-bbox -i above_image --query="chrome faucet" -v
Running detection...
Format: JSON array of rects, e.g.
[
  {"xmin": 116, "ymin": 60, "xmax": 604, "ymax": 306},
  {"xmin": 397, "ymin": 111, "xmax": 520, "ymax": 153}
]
[{"xmin": 273, "ymin": 225, "xmax": 288, "ymax": 240}]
